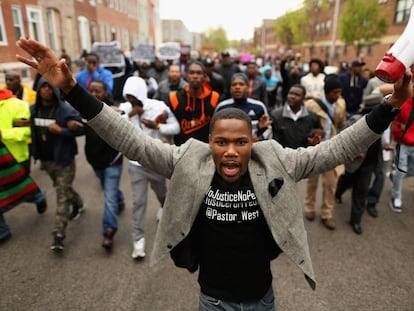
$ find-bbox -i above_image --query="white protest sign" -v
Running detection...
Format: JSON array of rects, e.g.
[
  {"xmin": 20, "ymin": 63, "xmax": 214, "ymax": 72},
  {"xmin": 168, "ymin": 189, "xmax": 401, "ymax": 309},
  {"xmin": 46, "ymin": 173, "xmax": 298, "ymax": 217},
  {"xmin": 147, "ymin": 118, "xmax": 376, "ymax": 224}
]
[{"xmin": 157, "ymin": 42, "xmax": 181, "ymax": 60}]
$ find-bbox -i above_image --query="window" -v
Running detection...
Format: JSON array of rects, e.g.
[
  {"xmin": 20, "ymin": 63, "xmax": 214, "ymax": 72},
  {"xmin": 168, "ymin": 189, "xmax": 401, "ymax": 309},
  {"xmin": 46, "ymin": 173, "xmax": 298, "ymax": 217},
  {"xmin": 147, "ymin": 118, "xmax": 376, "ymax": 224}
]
[
  {"xmin": 46, "ymin": 10, "xmax": 59, "ymax": 52},
  {"xmin": 326, "ymin": 20, "xmax": 332, "ymax": 31},
  {"xmin": 0, "ymin": 6, "xmax": 7, "ymax": 45},
  {"xmin": 26, "ymin": 6, "xmax": 45, "ymax": 43},
  {"xmin": 12, "ymin": 6, "xmax": 25, "ymax": 41},
  {"xmin": 315, "ymin": 24, "xmax": 320, "ymax": 36},
  {"xmin": 394, "ymin": 0, "xmax": 414, "ymax": 23},
  {"xmin": 78, "ymin": 16, "xmax": 91, "ymax": 52}
]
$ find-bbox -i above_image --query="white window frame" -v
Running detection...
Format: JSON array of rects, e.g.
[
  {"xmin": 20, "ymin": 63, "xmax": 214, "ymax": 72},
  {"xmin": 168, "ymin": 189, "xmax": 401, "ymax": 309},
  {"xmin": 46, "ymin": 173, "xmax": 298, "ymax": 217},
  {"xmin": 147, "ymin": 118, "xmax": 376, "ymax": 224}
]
[
  {"xmin": 12, "ymin": 5, "xmax": 25, "ymax": 42},
  {"xmin": 78, "ymin": 16, "xmax": 91, "ymax": 52},
  {"xmin": 46, "ymin": 9, "xmax": 58, "ymax": 52},
  {"xmin": 0, "ymin": 5, "xmax": 8, "ymax": 45},
  {"xmin": 26, "ymin": 6, "xmax": 46, "ymax": 44}
]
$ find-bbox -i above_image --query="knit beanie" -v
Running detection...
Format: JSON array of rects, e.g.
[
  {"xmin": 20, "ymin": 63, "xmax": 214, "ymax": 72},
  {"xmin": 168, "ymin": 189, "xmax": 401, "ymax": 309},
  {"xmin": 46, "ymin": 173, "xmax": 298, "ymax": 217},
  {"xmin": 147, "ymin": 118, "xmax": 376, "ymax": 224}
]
[{"xmin": 324, "ymin": 75, "xmax": 343, "ymax": 94}]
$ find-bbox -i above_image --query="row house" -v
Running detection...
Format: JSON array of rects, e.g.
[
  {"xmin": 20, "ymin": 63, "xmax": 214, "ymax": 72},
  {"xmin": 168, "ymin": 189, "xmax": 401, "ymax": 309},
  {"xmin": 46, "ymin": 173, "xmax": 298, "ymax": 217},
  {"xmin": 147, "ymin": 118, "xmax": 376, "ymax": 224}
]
[
  {"xmin": 254, "ymin": 0, "xmax": 411, "ymax": 72},
  {"xmin": 0, "ymin": 0, "xmax": 160, "ymax": 81}
]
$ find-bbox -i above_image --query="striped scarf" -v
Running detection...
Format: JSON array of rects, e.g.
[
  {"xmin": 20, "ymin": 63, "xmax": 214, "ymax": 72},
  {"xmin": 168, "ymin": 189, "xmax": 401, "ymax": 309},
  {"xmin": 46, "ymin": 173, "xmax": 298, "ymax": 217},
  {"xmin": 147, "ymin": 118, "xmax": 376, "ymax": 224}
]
[{"xmin": 0, "ymin": 142, "xmax": 41, "ymax": 213}]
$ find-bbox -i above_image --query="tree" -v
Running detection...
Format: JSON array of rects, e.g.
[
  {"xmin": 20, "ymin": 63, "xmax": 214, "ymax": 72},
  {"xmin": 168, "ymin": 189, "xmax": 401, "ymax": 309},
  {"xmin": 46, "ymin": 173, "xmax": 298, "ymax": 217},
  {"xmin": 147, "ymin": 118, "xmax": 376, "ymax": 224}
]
[
  {"xmin": 300, "ymin": 0, "xmax": 330, "ymax": 55},
  {"xmin": 202, "ymin": 27, "xmax": 229, "ymax": 52},
  {"xmin": 340, "ymin": 0, "xmax": 388, "ymax": 55},
  {"xmin": 274, "ymin": 0, "xmax": 330, "ymax": 50},
  {"xmin": 274, "ymin": 10, "xmax": 305, "ymax": 49}
]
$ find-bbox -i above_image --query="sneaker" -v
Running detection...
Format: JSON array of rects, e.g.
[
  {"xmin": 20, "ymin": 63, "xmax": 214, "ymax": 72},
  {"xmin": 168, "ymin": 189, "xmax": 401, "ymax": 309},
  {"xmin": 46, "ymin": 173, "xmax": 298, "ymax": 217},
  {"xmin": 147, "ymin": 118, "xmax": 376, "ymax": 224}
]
[
  {"xmin": 390, "ymin": 198, "xmax": 402, "ymax": 213},
  {"xmin": 132, "ymin": 238, "xmax": 145, "ymax": 259},
  {"xmin": 36, "ymin": 198, "xmax": 47, "ymax": 214},
  {"xmin": 50, "ymin": 233, "xmax": 65, "ymax": 252},
  {"xmin": 69, "ymin": 204, "xmax": 84, "ymax": 221},
  {"xmin": 156, "ymin": 208, "xmax": 163, "ymax": 222}
]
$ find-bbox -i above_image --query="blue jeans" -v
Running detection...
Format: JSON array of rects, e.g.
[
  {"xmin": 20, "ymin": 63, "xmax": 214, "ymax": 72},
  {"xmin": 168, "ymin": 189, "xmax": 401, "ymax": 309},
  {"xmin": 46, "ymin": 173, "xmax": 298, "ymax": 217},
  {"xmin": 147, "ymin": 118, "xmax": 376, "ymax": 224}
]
[
  {"xmin": 94, "ymin": 163, "xmax": 124, "ymax": 234},
  {"xmin": 25, "ymin": 190, "xmax": 47, "ymax": 204},
  {"xmin": 199, "ymin": 287, "xmax": 276, "ymax": 311},
  {"xmin": 0, "ymin": 213, "xmax": 10, "ymax": 239},
  {"xmin": 391, "ymin": 143, "xmax": 414, "ymax": 202}
]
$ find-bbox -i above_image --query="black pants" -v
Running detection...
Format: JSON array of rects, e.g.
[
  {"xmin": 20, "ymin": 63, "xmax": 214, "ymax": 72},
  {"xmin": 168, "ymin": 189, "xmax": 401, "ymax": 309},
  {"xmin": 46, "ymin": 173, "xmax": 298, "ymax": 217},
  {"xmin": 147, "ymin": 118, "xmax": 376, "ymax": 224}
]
[{"xmin": 336, "ymin": 164, "xmax": 376, "ymax": 225}]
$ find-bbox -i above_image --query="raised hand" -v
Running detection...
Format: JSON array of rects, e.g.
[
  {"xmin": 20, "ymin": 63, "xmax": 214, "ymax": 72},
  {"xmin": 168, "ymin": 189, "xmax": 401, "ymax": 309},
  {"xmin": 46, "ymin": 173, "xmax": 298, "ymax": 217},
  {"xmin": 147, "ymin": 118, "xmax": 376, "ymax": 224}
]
[{"xmin": 16, "ymin": 38, "xmax": 77, "ymax": 94}]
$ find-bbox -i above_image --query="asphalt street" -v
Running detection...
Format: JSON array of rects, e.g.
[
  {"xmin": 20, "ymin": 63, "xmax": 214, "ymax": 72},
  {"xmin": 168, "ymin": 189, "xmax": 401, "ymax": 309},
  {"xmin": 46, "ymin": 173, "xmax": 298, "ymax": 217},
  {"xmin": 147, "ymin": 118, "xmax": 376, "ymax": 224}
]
[{"xmin": 1, "ymin": 137, "xmax": 413, "ymax": 311}]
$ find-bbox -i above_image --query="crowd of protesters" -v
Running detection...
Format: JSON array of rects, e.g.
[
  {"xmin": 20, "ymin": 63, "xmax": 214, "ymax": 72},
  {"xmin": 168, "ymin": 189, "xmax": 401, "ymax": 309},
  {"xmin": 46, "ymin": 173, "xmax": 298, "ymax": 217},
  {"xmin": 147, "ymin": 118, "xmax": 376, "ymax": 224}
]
[{"xmin": 2, "ymin": 45, "xmax": 412, "ymax": 252}]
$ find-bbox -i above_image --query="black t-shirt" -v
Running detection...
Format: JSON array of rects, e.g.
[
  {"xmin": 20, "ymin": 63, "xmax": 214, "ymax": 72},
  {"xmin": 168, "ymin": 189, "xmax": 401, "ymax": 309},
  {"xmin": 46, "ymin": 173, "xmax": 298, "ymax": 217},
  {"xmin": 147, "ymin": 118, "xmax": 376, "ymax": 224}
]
[{"xmin": 194, "ymin": 172, "xmax": 281, "ymax": 302}]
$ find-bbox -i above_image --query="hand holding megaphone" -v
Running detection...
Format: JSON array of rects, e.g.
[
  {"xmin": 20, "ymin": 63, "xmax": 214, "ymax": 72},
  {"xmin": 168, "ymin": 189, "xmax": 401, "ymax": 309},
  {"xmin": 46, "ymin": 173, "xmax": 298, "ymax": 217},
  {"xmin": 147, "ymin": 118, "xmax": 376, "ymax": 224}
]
[{"xmin": 375, "ymin": 5, "xmax": 414, "ymax": 83}]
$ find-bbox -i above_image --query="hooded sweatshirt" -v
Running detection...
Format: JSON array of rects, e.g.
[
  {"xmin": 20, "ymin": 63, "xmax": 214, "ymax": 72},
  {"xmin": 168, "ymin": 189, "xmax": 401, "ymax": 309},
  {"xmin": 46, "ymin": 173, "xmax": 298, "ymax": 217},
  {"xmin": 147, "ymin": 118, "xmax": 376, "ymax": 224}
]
[
  {"xmin": 261, "ymin": 65, "xmax": 279, "ymax": 91},
  {"xmin": 168, "ymin": 83, "xmax": 220, "ymax": 146},
  {"xmin": 119, "ymin": 76, "xmax": 180, "ymax": 166},
  {"xmin": 0, "ymin": 89, "xmax": 31, "ymax": 162},
  {"xmin": 30, "ymin": 77, "xmax": 84, "ymax": 166}
]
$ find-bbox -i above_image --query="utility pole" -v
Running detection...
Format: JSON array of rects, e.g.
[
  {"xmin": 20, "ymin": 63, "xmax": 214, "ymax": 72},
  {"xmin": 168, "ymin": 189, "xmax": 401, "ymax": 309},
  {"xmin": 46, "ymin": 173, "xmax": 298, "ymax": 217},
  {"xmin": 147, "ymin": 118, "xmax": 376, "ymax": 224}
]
[{"xmin": 329, "ymin": 0, "xmax": 340, "ymax": 65}]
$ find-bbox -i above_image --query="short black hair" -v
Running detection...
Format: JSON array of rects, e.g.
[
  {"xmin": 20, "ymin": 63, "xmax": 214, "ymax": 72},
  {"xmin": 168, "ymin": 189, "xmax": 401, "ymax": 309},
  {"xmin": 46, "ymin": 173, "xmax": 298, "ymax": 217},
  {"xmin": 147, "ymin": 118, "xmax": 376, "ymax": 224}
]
[
  {"xmin": 186, "ymin": 60, "xmax": 205, "ymax": 73},
  {"xmin": 90, "ymin": 79, "xmax": 107, "ymax": 90},
  {"xmin": 210, "ymin": 108, "xmax": 252, "ymax": 134},
  {"xmin": 86, "ymin": 52, "xmax": 100, "ymax": 62},
  {"xmin": 290, "ymin": 84, "xmax": 306, "ymax": 97}
]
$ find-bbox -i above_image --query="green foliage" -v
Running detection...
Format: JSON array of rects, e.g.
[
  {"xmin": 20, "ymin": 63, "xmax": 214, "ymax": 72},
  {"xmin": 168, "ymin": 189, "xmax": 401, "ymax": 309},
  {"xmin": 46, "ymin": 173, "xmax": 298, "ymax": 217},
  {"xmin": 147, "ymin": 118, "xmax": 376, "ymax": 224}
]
[
  {"xmin": 340, "ymin": 0, "xmax": 388, "ymax": 51},
  {"xmin": 274, "ymin": 0, "xmax": 331, "ymax": 47},
  {"xmin": 203, "ymin": 27, "xmax": 229, "ymax": 52},
  {"xmin": 274, "ymin": 10, "xmax": 306, "ymax": 47},
  {"xmin": 301, "ymin": 0, "xmax": 330, "ymax": 43}
]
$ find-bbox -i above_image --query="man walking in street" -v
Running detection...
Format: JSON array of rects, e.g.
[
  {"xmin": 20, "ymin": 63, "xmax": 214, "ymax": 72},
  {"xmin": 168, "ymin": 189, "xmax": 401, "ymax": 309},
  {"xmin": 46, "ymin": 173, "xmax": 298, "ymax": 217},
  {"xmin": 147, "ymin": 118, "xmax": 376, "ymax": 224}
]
[
  {"xmin": 215, "ymin": 73, "xmax": 272, "ymax": 141},
  {"xmin": 0, "ymin": 87, "xmax": 47, "ymax": 243},
  {"xmin": 16, "ymin": 37, "xmax": 411, "ymax": 310},
  {"xmin": 303, "ymin": 75, "xmax": 346, "ymax": 230},
  {"xmin": 168, "ymin": 61, "xmax": 220, "ymax": 145},
  {"xmin": 84, "ymin": 80, "xmax": 126, "ymax": 250},
  {"xmin": 30, "ymin": 77, "xmax": 85, "ymax": 252},
  {"xmin": 120, "ymin": 76, "xmax": 180, "ymax": 259}
]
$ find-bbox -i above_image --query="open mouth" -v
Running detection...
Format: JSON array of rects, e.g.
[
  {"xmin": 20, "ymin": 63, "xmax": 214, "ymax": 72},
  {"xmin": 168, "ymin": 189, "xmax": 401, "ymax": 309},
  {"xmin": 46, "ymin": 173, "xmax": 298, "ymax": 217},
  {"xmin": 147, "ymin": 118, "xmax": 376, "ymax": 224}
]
[{"xmin": 222, "ymin": 162, "xmax": 240, "ymax": 177}]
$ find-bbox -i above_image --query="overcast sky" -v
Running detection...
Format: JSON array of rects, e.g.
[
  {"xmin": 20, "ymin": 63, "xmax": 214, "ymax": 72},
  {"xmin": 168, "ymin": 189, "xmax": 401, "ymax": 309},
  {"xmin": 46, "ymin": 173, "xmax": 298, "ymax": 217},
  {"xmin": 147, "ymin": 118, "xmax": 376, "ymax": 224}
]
[{"xmin": 159, "ymin": 0, "xmax": 304, "ymax": 41}]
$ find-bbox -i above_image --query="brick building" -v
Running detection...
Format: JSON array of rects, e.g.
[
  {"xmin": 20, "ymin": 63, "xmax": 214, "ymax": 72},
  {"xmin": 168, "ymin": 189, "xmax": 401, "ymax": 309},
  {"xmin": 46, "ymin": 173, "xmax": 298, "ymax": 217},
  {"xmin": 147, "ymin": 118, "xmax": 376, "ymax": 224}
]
[
  {"xmin": 254, "ymin": 0, "xmax": 412, "ymax": 72},
  {"xmin": 0, "ymin": 0, "xmax": 160, "ymax": 81}
]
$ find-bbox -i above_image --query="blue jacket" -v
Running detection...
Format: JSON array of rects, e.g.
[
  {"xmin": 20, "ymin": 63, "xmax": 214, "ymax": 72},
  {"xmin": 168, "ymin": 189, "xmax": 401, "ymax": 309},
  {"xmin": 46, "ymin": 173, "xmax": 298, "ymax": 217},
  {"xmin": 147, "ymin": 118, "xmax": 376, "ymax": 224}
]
[
  {"xmin": 30, "ymin": 78, "xmax": 84, "ymax": 166},
  {"xmin": 75, "ymin": 66, "xmax": 114, "ymax": 96}
]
